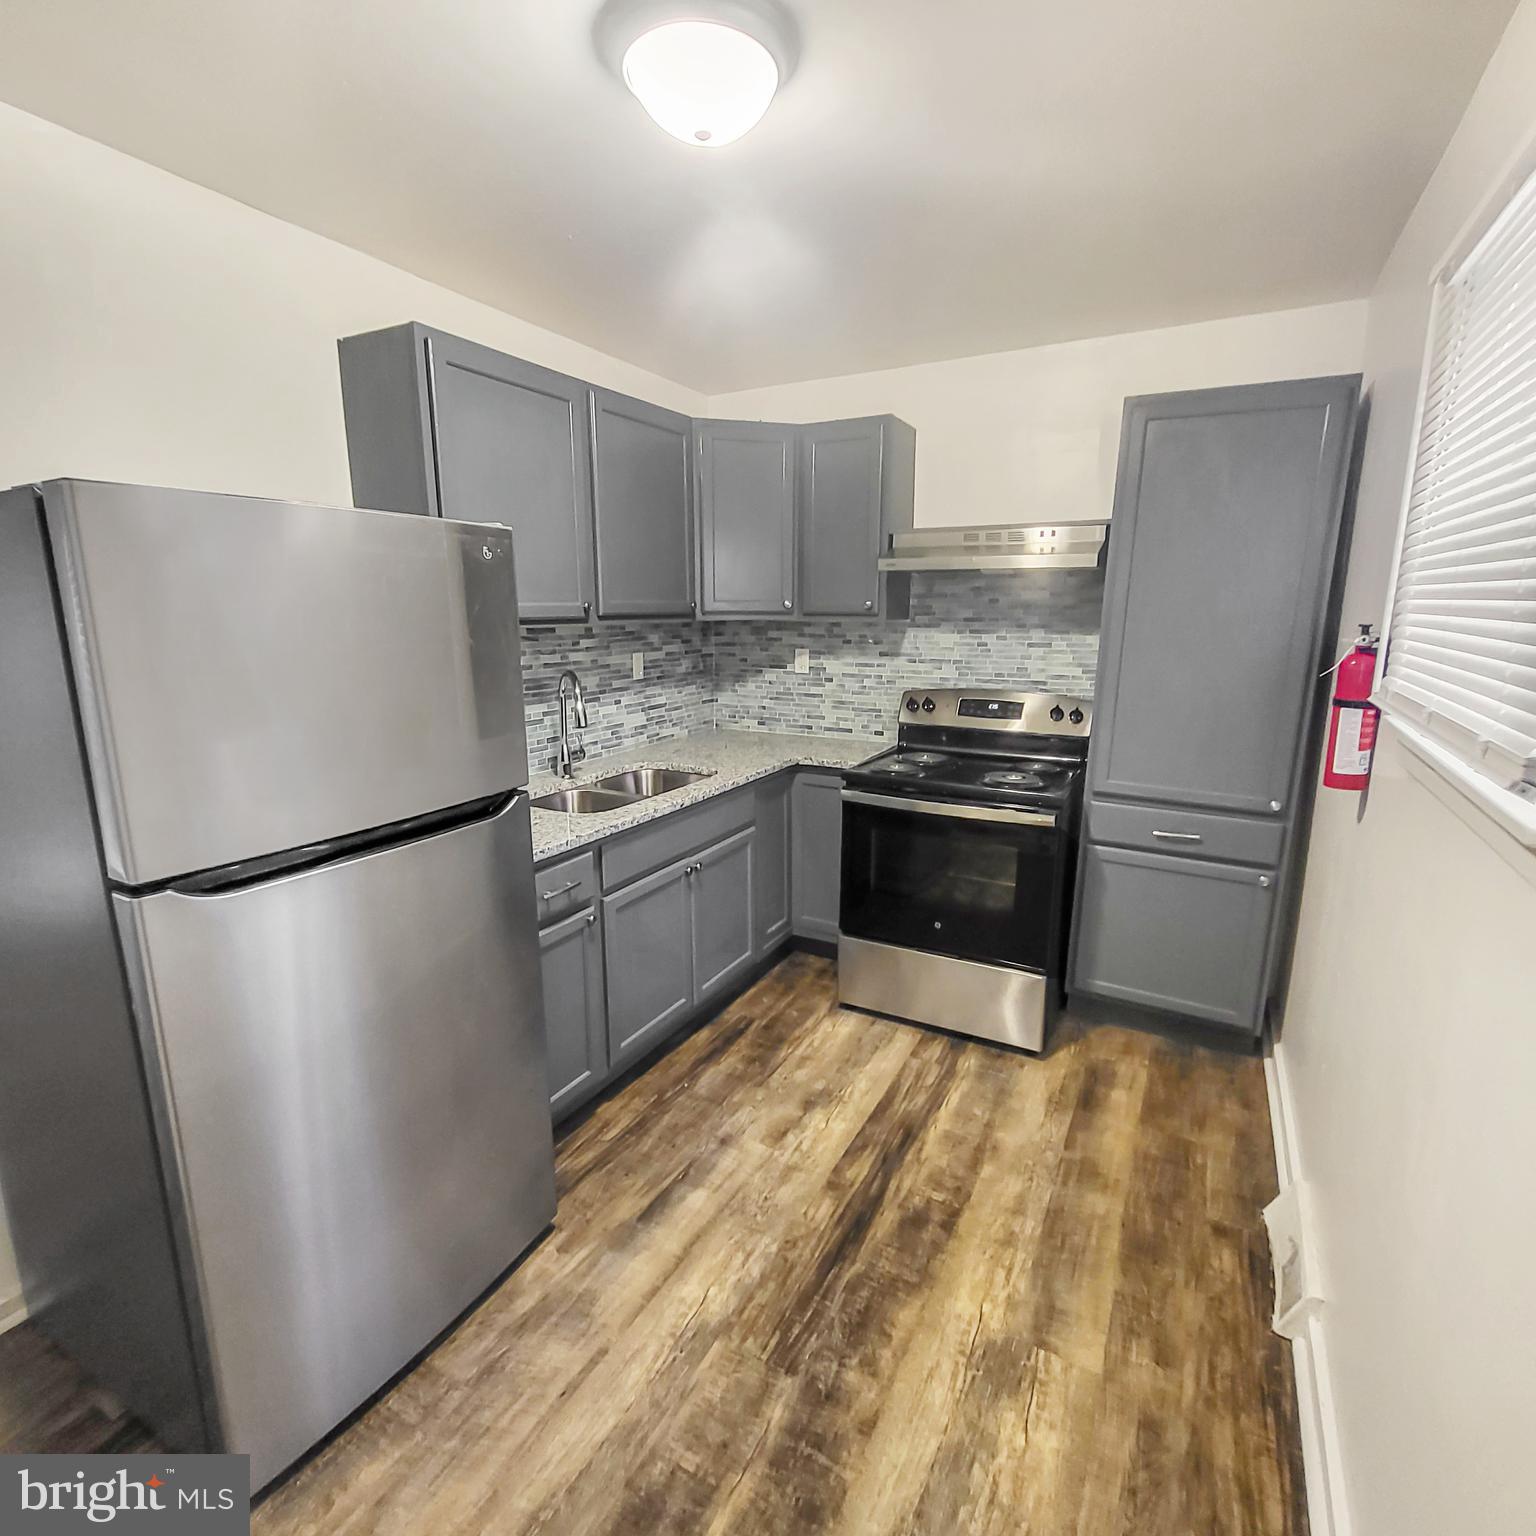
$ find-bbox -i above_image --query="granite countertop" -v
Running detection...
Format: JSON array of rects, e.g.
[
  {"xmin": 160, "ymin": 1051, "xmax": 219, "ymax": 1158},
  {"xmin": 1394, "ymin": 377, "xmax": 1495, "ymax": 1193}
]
[{"xmin": 528, "ymin": 729, "xmax": 884, "ymax": 862}]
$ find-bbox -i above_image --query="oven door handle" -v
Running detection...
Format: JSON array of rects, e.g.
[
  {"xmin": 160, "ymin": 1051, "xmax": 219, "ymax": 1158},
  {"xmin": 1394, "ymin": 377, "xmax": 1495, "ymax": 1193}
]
[{"xmin": 841, "ymin": 788, "xmax": 1057, "ymax": 829}]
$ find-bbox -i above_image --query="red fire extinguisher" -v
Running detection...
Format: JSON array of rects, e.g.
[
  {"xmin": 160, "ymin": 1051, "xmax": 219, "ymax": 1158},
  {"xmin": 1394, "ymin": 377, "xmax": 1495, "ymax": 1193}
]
[{"xmin": 1323, "ymin": 624, "xmax": 1381, "ymax": 790}]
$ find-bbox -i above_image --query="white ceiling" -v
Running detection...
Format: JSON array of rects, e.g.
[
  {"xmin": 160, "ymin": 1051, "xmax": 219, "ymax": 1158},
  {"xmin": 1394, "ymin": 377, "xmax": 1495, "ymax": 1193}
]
[{"xmin": 0, "ymin": 0, "xmax": 1518, "ymax": 392}]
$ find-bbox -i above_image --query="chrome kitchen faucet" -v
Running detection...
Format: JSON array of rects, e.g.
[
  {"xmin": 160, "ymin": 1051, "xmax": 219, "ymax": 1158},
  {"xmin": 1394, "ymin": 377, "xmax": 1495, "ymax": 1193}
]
[{"xmin": 555, "ymin": 668, "xmax": 589, "ymax": 779}]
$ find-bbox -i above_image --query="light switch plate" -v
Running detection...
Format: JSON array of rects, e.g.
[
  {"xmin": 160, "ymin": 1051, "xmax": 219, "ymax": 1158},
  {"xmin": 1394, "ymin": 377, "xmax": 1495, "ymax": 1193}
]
[
  {"xmin": 794, "ymin": 648, "xmax": 811, "ymax": 674},
  {"xmin": 632, "ymin": 652, "xmax": 644, "ymax": 680}
]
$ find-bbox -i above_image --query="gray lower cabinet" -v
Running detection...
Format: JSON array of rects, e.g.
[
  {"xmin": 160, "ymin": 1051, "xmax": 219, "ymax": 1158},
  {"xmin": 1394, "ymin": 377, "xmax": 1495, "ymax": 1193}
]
[
  {"xmin": 601, "ymin": 856, "xmax": 695, "ymax": 1068},
  {"xmin": 539, "ymin": 906, "xmax": 607, "ymax": 1117},
  {"xmin": 753, "ymin": 775, "xmax": 792, "ymax": 955},
  {"xmin": 590, "ymin": 389, "xmax": 693, "ymax": 619},
  {"xmin": 692, "ymin": 828, "xmax": 756, "ymax": 1000},
  {"xmin": 696, "ymin": 421, "xmax": 797, "ymax": 615},
  {"xmin": 338, "ymin": 323, "xmax": 595, "ymax": 622},
  {"xmin": 1072, "ymin": 847, "xmax": 1275, "ymax": 1032},
  {"xmin": 603, "ymin": 828, "xmax": 757, "ymax": 1068},
  {"xmin": 799, "ymin": 418, "xmax": 915, "ymax": 619},
  {"xmin": 791, "ymin": 771, "xmax": 843, "ymax": 942}
]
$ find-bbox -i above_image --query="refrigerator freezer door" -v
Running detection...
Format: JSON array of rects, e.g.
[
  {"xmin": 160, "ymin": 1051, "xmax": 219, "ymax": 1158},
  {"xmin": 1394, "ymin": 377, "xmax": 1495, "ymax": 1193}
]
[
  {"xmin": 115, "ymin": 793, "xmax": 555, "ymax": 1490},
  {"xmin": 44, "ymin": 479, "xmax": 528, "ymax": 886}
]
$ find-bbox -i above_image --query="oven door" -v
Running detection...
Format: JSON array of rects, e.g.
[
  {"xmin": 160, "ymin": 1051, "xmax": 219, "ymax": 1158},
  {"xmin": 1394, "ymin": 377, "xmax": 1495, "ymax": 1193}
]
[{"xmin": 839, "ymin": 788, "xmax": 1061, "ymax": 971}]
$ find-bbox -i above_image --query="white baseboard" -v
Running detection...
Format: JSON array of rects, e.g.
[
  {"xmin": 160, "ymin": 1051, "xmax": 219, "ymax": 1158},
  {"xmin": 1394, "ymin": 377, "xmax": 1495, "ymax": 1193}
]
[
  {"xmin": 1264, "ymin": 1046, "xmax": 1350, "ymax": 1536},
  {"xmin": 0, "ymin": 1287, "xmax": 27, "ymax": 1335}
]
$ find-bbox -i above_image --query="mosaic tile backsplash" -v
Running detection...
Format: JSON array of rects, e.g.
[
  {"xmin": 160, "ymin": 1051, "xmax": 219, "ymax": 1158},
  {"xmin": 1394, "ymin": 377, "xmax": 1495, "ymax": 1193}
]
[
  {"xmin": 710, "ymin": 571, "xmax": 1102, "ymax": 741},
  {"xmin": 520, "ymin": 619, "xmax": 713, "ymax": 773},
  {"xmin": 518, "ymin": 570, "xmax": 1103, "ymax": 768}
]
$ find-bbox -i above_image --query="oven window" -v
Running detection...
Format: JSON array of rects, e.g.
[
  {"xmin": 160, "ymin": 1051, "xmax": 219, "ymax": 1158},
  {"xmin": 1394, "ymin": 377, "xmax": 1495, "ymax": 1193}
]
[{"xmin": 840, "ymin": 798, "xmax": 1059, "ymax": 971}]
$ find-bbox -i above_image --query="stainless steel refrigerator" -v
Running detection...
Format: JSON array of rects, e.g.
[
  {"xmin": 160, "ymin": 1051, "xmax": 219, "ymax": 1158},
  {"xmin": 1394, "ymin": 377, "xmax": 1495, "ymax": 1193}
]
[{"xmin": 0, "ymin": 479, "xmax": 555, "ymax": 1488}]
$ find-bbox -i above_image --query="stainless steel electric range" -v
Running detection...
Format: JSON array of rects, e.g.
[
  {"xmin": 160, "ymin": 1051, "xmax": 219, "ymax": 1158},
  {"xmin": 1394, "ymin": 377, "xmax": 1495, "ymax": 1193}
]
[{"xmin": 838, "ymin": 687, "xmax": 1093, "ymax": 1053}]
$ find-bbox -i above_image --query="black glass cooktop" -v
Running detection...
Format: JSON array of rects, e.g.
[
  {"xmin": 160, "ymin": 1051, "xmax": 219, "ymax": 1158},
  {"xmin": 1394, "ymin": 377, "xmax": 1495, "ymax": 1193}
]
[{"xmin": 848, "ymin": 748, "xmax": 1080, "ymax": 808}]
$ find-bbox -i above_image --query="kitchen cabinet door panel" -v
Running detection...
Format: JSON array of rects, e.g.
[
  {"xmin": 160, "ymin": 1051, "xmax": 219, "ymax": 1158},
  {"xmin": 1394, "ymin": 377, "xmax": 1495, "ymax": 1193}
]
[
  {"xmin": 539, "ymin": 907, "xmax": 607, "ymax": 1118},
  {"xmin": 697, "ymin": 422, "xmax": 796, "ymax": 615},
  {"xmin": 591, "ymin": 390, "xmax": 693, "ymax": 618},
  {"xmin": 692, "ymin": 828, "xmax": 755, "ymax": 1002},
  {"xmin": 753, "ymin": 775, "xmax": 792, "ymax": 955},
  {"xmin": 338, "ymin": 325, "xmax": 595, "ymax": 623},
  {"xmin": 430, "ymin": 338, "xmax": 594, "ymax": 621},
  {"xmin": 1072, "ymin": 845, "xmax": 1274, "ymax": 1032},
  {"xmin": 800, "ymin": 421, "xmax": 883, "ymax": 616},
  {"xmin": 602, "ymin": 859, "xmax": 693, "ymax": 1067},
  {"xmin": 1089, "ymin": 379, "xmax": 1357, "ymax": 815},
  {"xmin": 792, "ymin": 772, "xmax": 843, "ymax": 943}
]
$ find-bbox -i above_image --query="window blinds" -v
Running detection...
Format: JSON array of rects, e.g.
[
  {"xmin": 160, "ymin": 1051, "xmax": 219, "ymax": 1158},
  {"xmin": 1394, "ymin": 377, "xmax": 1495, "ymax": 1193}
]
[{"xmin": 1383, "ymin": 164, "xmax": 1536, "ymax": 793}]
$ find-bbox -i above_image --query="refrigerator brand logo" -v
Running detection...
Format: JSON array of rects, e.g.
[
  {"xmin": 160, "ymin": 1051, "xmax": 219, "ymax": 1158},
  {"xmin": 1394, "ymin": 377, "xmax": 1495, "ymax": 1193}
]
[{"xmin": 2, "ymin": 1456, "xmax": 249, "ymax": 1533}]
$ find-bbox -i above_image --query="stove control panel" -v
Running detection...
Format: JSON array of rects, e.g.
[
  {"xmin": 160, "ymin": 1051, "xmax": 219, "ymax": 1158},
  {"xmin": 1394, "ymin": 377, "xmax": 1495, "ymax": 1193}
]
[
  {"xmin": 958, "ymin": 697, "xmax": 1025, "ymax": 721},
  {"xmin": 897, "ymin": 688, "xmax": 1093, "ymax": 737}
]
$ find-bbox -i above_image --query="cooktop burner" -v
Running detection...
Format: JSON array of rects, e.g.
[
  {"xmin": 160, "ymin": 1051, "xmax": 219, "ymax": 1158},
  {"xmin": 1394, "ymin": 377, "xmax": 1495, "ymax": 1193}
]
[
  {"xmin": 980, "ymin": 768, "xmax": 1048, "ymax": 788},
  {"xmin": 868, "ymin": 750, "xmax": 952, "ymax": 776}
]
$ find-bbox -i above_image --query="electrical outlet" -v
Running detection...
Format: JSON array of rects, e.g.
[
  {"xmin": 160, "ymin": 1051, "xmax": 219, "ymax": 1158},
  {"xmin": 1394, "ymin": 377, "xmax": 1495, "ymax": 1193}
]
[
  {"xmin": 632, "ymin": 652, "xmax": 644, "ymax": 680},
  {"xmin": 794, "ymin": 648, "xmax": 811, "ymax": 674}
]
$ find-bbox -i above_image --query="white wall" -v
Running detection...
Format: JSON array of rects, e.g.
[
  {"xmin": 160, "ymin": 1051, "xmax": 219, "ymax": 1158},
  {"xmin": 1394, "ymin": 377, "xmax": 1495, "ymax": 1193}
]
[
  {"xmin": 0, "ymin": 102, "xmax": 704, "ymax": 503},
  {"xmin": 708, "ymin": 301, "xmax": 1368, "ymax": 526},
  {"xmin": 1280, "ymin": 4, "xmax": 1536, "ymax": 1534},
  {"xmin": 0, "ymin": 102, "xmax": 705, "ymax": 1328}
]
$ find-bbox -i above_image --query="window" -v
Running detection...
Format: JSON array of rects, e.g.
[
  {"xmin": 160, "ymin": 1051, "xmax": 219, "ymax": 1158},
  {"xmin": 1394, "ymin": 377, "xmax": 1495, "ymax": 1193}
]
[{"xmin": 1381, "ymin": 161, "xmax": 1536, "ymax": 831}]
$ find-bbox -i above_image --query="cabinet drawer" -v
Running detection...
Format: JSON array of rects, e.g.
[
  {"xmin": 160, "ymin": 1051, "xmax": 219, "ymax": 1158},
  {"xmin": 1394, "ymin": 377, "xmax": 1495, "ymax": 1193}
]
[
  {"xmin": 1072, "ymin": 845, "xmax": 1275, "ymax": 1033},
  {"xmin": 602, "ymin": 789, "xmax": 753, "ymax": 891},
  {"xmin": 532, "ymin": 850, "xmax": 597, "ymax": 926},
  {"xmin": 1086, "ymin": 800, "xmax": 1284, "ymax": 867}
]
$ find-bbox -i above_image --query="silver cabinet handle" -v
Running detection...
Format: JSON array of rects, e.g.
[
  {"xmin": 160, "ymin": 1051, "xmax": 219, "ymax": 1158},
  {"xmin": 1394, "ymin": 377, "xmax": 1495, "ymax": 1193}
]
[
  {"xmin": 782, "ymin": 598, "xmax": 793, "ymax": 609},
  {"xmin": 586, "ymin": 911, "xmax": 597, "ymax": 925},
  {"xmin": 1151, "ymin": 830, "xmax": 1203, "ymax": 843},
  {"xmin": 1258, "ymin": 875, "xmax": 1273, "ymax": 888},
  {"xmin": 841, "ymin": 788, "xmax": 1056, "ymax": 829},
  {"xmin": 582, "ymin": 601, "xmax": 591, "ymax": 618},
  {"xmin": 539, "ymin": 878, "xmax": 583, "ymax": 900}
]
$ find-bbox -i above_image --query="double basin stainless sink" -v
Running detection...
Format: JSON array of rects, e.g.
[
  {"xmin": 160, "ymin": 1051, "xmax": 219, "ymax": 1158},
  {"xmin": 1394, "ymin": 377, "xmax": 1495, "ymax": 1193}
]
[{"xmin": 531, "ymin": 767, "xmax": 714, "ymax": 815}]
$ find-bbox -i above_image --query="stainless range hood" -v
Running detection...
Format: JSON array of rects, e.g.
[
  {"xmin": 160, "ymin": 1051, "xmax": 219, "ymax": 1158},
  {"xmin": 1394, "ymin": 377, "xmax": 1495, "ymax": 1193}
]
[{"xmin": 878, "ymin": 523, "xmax": 1107, "ymax": 572}]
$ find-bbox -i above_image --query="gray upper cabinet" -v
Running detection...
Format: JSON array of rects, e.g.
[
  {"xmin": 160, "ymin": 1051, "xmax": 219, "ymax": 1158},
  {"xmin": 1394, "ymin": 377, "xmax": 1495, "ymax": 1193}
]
[
  {"xmin": 696, "ymin": 421, "xmax": 797, "ymax": 615},
  {"xmin": 1089, "ymin": 378, "xmax": 1359, "ymax": 816},
  {"xmin": 338, "ymin": 323, "xmax": 595, "ymax": 622},
  {"xmin": 539, "ymin": 906, "xmax": 607, "ymax": 1119},
  {"xmin": 792, "ymin": 771, "xmax": 843, "ymax": 943},
  {"xmin": 341, "ymin": 327, "xmax": 917, "ymax": 628},
  {"xmin": 799, "ymin": 417, "xmax": 916, "ymax": 618},
  {"xmin": 691, "ymin": 827, "xmax": 755, "ymax": 1001},
  {"xmin": 590, "ymin": 389, "xmax": 694, "ymax": 619}
]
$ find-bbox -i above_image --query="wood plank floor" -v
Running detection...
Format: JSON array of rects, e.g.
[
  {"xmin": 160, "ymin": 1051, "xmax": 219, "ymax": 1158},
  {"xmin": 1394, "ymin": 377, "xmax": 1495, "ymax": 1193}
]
[{"xmin": 2, "ymin": 953, "xmax": 1306, "ymax": 1533}]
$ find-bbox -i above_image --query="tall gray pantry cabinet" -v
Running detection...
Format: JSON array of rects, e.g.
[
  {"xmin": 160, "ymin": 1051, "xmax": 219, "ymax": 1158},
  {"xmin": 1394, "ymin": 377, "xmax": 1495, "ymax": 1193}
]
[{"xmin": 1070, "ymin": 375, "xmax": 1361, "ymax": 1039}]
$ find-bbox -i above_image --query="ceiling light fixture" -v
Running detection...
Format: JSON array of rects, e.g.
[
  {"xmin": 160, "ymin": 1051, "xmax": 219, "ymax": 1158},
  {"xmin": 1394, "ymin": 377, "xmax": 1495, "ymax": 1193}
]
[{"xmin": 594, "ymin": 0, "xmax": 798, "ymax": 149}]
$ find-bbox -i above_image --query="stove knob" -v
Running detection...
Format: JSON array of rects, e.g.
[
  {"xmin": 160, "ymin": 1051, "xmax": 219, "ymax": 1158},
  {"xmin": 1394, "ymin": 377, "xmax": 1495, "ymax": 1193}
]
[
  {"xmin": 1068, "ymin": 708, "xmax": 1084, "ymax": 725},
  {"xmin": 905, "ymin": 697, "xmax": 921, "ymax": 713},
  {"xmin": 921, "ymin": 696, "xmax": 936, "ymax": 713},
  {"xmin": 1049, "ymin": 705, "xmax": 1065, "ymax": 722}
]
